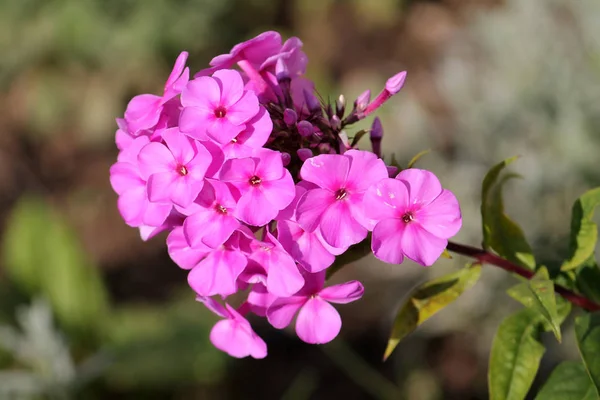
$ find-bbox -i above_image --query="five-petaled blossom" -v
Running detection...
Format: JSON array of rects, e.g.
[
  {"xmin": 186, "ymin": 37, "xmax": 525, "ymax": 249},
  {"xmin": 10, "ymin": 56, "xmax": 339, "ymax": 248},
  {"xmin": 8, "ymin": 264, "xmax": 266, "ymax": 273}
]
[{"xmin": 109, "ymin": 30, "xmax": 462, "ymax": 359}]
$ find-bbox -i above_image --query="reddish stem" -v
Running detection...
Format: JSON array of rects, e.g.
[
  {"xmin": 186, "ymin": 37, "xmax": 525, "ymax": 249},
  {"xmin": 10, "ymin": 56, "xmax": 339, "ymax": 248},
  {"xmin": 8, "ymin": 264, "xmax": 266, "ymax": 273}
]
[{"xmin": 446, "ymin": 241, "xmax": 600, "ymax": 312}]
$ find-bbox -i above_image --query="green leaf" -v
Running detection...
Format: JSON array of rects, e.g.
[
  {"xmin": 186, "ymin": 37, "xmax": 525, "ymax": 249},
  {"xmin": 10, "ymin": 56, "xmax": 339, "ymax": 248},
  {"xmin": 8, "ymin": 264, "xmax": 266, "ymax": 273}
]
[
  {"xmin": 575, "ymin": 312, "xmax": 600, "ymax": 396},
  {"xmin": 562, "ymin": 188, "xmax": 600, "ymax": 271},
  {"xmin": 489, "ymin": 309, "xmax": 545, "ymax": 400},
  {"xmin": 407, "ymin": 149, "xmax": 430, "ymax": 169},
  {"xmin": 576, "ymin": 261, "xmax": 600, "ymax": 304},
  {"xmin": 383, "ymin": 264, "xmax": 481, "ymax": 361},
  {"xmin": 506, "ymin": 267, "xmax": 562, "ymax": 342},
  {"xmin": 1, "ymin": 196, "xmax": 109, "ymax": 337},
  {"xmin": 350, "ymin": 129, "xmax": 368, "ymax": 147},
  {"xmin": 535, "ymin": 361, "xmax": 597, "ymax": 400},
  {"xmin": 481, "ymin": 157, "xmax": 535, "ymax": 270}
]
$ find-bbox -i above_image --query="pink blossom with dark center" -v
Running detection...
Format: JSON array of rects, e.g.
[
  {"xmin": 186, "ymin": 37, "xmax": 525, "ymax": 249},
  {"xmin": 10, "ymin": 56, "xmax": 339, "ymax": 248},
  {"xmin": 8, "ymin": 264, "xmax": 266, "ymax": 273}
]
[
  {"xmin": 364, "ymin": 168, "xmax": 462, "ymax": 266},
  {"xmin": 179, "ymin": 69, "xmax": 260, "ymax": 144}
]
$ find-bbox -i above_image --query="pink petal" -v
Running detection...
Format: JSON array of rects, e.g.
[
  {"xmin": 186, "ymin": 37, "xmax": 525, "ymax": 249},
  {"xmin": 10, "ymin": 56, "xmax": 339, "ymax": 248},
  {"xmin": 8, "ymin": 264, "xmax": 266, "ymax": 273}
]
[
  {"xmin": 117, "ymin": 187, "xmax": 147, "ymax": 226},
  {"xmin": 167, "ymin": 227, "xmax": 209, "ymax": 270},
  {"xmin": 196, "ymin": 296, "xmax": 229, "ymax": 318},
  {"xmin": 254, "ymin": 148, "xmax": 286, "ymax": 181},
  {"xmin": 278, "ymin": 221, "xmax": 335, "ymax": 273},
  {"xmin": 401, "ymin": 223, "xmax": 448, "ymax": 267},
  {"xmin": 207, "ymin": 117, "xmax": 246, "ymax": 144},
  {"xmin": 200, "ymin": 140, "xmax": 225, "ymax": 178},
  {"xmin": 165, "ymin": 52, "xmax": 188, "ymax": 89},
  {"xmin": 260, "ymin": 171, "xmax": 296, "ymax": 210},
  {"xmin": 161, "ymin": 128, "xmax": 195, "ymax": 165},
  {"xmin": 138, "ymin": 142, "xmax": 175, "ymax": 179},
  {"xmin": 124, "ymin": 94, "xmax": 163, "ymax": 133},
  {"xmin": 371, "ymin": 219, "xmax": 407, "ymax": 264},
  {"xmin": 142, "ymin": 201, "xmax": 172, "ymax": 227},
  {"xmin": 295, "ymin": 298, "xmax": 341, "ymax": 344},
  {"xmin": 180, "ymin": 76, "xmax": 220, "ymax": 109},
  {"xmin": 110, "ymin": 163, "xmax": 142, "ymax": 195},
  {"xmin": 184, "ymin": 208, "xmax": 239, "ymax": 249},
  {"xmin": 186, "ymin": 143, "xmax": 213, "ymax": 181},
  {"xmin": 296, "ymin": 189, "xmax": 335, "ymax": 233},
  {"xmin": 261, "ymin": 247, "xmax": 305, "ymax": 297},
  {"xmin": 178, "ymin": 107, "xmax": 211, "ymax": 139},
  {"xmin": 344, "ymin": 150, "xmax": 389, "ymax": 193},
  {"xmin": 300, "ymin": 154, "xmax": 349, "ymax": 191},
  {"xmin": 209, "ymin": 319, "xmax": 267, "ymax": 359},
  {"xmin": 416, "ymin": 189, "xmax": 462, "ymax": 238},
  {"xmin": 235, "ymin": 188, "xmax": 278, "ymax": 226},
  {"xmin": 220, "ymin": 157, "xmax": 256, "ymax": 184},
  {"xmin": 146, "ymin": 171, "xmax": 178, "ymax": 203},
  {"xmin": 319, "ymin": 281, "xmax": 364, "ymax": 304},
  {"xmin": 246, "ymin": 284, "xmax": 276, "ymax": 317},
  {"xmin": 188, "ymin": 249, "xmax": 247, "ymax": 297},
  {"xmin": 212, "ymin": 69, "xmax": 244, "ymax": 107},
  {"xmin": 170, "ymin": 176, "xmax": 204, "ymax": 207},
  {"xmin": 319, "ymin": 200, "xmax": 368, "ymax": 248},
  {"xmin": 266, "ymin": 296, "xmax": 306, "ymax": 329},
  {"xmin": 363, "ymin": 178, "xmax": 410, "ymax": 221},
  {"xmin": 226, "ymin": 91, "xmax": 260, "ymax": 125},
  {"xmin": 238, "ymin": 107, "xmax": 272, "ymax": 148},
  {"xmin": 396, "ymin": 168, "xmax": 443, "ymax": 206}
]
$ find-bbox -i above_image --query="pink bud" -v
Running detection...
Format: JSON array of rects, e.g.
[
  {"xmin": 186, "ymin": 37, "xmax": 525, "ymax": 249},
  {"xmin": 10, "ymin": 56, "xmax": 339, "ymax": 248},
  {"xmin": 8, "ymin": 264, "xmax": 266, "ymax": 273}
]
[
  {"xmin": 297, "ymin": 148, "xmax": 313, "ymax": 161},
  {"xmin": 386, "ymin": 165, "xmax": 398, "ymax": 177},
  {"xmin": 303, "ymin": 89, "xmax": 321, "ymax": 113},
  {"xmin": 330, "ymin": 115, "xmax": 341, "ymax": 131},
  {"xmin": 355, "ymin": 90, "xmax": 371, "ymax": 112},
  {"xmin": 276, "ymin": 58, "xmax": 290, "ymax": 82},
  {"xmin": 283, "ymin": 109, "xmax": 297, "ymax": 126},
  {"xmin": 281, "ymin": 152, "xmax": 291, "ymax": 166},
  {"xmin": 370, "ymin": 117, "xmax": 383, "ymax": 139},
  {"xmin": 385, "ymin": 71, "xmax": 407, "ymax": 95},
  {"xmin": 297, "ymin": 120, "xmax": 313, "ymax": 137}
]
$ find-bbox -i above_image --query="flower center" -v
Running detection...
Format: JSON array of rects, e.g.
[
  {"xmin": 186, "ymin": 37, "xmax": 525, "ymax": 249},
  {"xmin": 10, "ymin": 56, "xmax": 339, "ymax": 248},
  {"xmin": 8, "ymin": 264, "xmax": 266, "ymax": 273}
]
[
  {"xmin": 214, "ymin": 106, "xmax": 227, "ymax": 118},
  {"xmin": 215, "ymin": 204, "xmax": 227, "ymax": 214},
  {"xmin": 402, "ymin": 212, "xmax": 414, "ymax": 224},
  {"xmin": 249, "ymin": 176, "xmax": 261, "ymax": 186},
  {"xmin": 335, "ymin": 188, "xmax": 348, "ymax": 200},
  {"xmin": 177, "ymin": 165, "xmax": 188, "ymax": 176},
  {"xmin": 231, "ymin": 137, "xmax": 238, "ymax": 143}
]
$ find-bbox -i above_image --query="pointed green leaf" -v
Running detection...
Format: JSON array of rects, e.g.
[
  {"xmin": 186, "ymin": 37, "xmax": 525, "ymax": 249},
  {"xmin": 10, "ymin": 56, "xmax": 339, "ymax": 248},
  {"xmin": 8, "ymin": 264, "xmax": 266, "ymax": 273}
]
[
  {"xmin": 575, "ymin": 312, "xmax": 600, "ymax": 396},
  {"xmin": 562, "ymin": 188, "xmax": 600, "ymax": 271},
  {"xmin": 481, "ymin": 157, "xmax": 535, "ymax": 270},
  {"xmin": 1, "ymin": 196, "xmax": 109, "ymax": 336},
  {"xmin": 507, "ymin": 267, "xmax": 561, "ymax": 342},
  {"xmin": 383, "ymin": 264, "xmax": 481, "ymax": 360},
  {"xmin": 535, "ymin": 361, "xmax": 597, "ymax": 400},
  {"xmin": 576, "ymin": 261, "xmax": 600, "ymax": 304},
  {"xmin": 407, "ymin": 149, "xmax": 431, "ymax": 169},
  {"xmin": 489, "ymin": 309, "xmax": 545, "ymax": 400},
  {"xmin": 350, "ymin": 129, "xmax": 368, "ymax": 147}
]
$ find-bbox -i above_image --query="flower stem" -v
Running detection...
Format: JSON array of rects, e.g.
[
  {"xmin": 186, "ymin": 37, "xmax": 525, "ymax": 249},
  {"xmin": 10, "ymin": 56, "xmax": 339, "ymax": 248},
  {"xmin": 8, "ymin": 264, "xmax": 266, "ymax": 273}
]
[{"xmin": 446, "ymin": 241, "xmax": 600, "ymax": 312}]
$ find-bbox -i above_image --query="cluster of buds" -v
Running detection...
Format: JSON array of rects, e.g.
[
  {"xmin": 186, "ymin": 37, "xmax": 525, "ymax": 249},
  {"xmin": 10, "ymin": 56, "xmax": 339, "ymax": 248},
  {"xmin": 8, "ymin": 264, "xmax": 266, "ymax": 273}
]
[{"xmin": 110, "ymin": 31, "xmax": 462, "ymax": 358}]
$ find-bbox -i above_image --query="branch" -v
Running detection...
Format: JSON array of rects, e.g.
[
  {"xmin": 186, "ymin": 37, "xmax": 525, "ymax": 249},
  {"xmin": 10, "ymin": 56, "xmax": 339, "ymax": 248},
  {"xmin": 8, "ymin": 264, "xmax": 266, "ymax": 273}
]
[{"xmin": 446, "ymin": 241, "xmax": 600, "ymax": 312}]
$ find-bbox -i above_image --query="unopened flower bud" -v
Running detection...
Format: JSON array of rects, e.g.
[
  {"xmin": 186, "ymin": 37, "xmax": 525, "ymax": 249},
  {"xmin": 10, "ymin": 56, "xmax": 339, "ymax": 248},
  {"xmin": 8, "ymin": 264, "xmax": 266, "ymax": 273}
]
[
  {"xmin": 303, "ymin": 89, "xmax": 321, "ymax": 113},
  {"xmin": 276, "ymin": 58, "xmax": 290, "ymax": 83},
  {"xmin": 283, "ymin": 108, "xmax": 297, "ymax": 126},
  {"xmin": 336, "ymin": 94, "xmax": 346, "ymax": 118},
  {"xmin": 370, "ymin": 117, "xmax": 383, "ymax": 157},
  {"xmin": 330, "ymin": 115, "xmax": 341, "ymax": 131},
  {"xmin": 281, "ymin": 152, "xmax": 291, "ymax": 167},
  {"xmin": 297, "ymin": 120, "xmax": 313, "ymax": 137},
  {"xmin": 385, "ymin": 71, "xmax": 407, "ymax": 95},
  {"xmin": 386, "ymin": 165, "xmax": 398, "ymax": 177},
  {"xmin": 297, "ymin": 148, "xmax": 313, "ymax": 161},
  {"xmin": 355, "ymin": 90, "xmax": 371, "ymax": 112}
]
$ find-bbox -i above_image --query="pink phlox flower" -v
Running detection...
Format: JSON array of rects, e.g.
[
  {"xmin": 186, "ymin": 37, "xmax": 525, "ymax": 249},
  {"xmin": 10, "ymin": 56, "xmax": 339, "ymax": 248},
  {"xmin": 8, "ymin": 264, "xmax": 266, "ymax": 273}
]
[
  {"xmin": 266, "ymin": 271, "xmax": 364, "ymax": 344},
  {"xmin": 167, "ymin": 226, "xmax": 212, "ymax": 270},
  {"xmin": 110, "ymin": 136, "xmax": 172, "ymax": 227},
  {"xmin": 220, "ymin": 107, "xmax": 273, "ymax": 159},
  {"xmin": 277, "ymin": 186, "xmax": 346, "ymax": 273},
  {"xmin": 363, "ymin": 168, "xmax": 462, "ymax": 266},
  {"xmin": 244, "ymin": 283, "xmax": 276, "ymax": 317},
  {"xmin": 124, "ymin": 52, "xmax": 189, "ymax": 134},
  {"xmin": 248, "ymin": 231, "xmax": 304, "ymax": 297},
  {"xmin": 198, "ymin": 296, "xmax": 267, "ymax": 359},
  {"xmin": 179, "ymin": 69, "xmax": 260, "ymax": 144},
  {"xmin": 183, "ymin": 179, "xmax": 240, "ymax": 249},
  {"xmin": 220, "ymin": 148, "xmax": 295, "ymax": 226},
  {"xmin": 187, "ymin": 229, "xmax": 252, "ymax": 297},
  {"xmin": 296, "ymin": 149, "xmax": 388, "ymax": 248},
  {"xmin": 195, "ymin": 31, "xmax": 283, "ymax": 78},
  {"xmin": 138, "ymin": 127, "xmax": 212, "ymax": 208},
  {"xmin": 261, "ymin": 37, "xmax": 307, "ymax": 78}
]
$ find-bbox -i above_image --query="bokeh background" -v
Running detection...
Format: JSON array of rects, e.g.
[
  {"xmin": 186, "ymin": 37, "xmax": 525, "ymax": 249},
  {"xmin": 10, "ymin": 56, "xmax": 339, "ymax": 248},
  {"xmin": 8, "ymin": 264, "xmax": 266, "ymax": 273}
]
[{"xmin": 1, "ymin": 0, "xmax": 599, "ymax": 398}]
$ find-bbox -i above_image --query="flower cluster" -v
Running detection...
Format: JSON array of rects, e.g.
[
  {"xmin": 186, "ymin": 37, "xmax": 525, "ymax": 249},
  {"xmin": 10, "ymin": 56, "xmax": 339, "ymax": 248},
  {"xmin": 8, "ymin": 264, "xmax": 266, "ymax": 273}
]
[{"xmin": 110, "ymin": 31, "xmax": 462, "ymax": 358}]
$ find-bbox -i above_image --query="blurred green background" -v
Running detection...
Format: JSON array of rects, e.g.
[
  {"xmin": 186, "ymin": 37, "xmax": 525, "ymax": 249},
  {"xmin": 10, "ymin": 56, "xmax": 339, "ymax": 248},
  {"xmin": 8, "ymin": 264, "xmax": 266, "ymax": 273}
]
[{"xmin": 1, "ymin": 0, "xmax": 599, "ymax": 398}]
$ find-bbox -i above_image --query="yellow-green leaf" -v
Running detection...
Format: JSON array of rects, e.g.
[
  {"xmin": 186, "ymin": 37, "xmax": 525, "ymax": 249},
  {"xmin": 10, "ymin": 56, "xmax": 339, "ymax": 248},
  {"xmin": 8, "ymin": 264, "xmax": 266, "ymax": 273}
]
[
  {"xmin": 481, "ymin": 157, "xmax": 535, "ymax": 270},
  {"xmin": 561, "ymin": 188, "xmax": 600, "ymax": 271},
  {"xmin": 507, "ymin": 267, "xmax": 562, "ymax": 342},
  {"xmin": 383, "ymin": 264, "xmax": 481, "ymax": 361},
  {"xmin": 489, "ymin": 309, "xmax": 545, "ymax": 400},
  {"xmin": 575, "ymin": 312, "xmax": 600, "ymax": 397}
]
